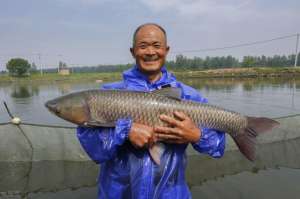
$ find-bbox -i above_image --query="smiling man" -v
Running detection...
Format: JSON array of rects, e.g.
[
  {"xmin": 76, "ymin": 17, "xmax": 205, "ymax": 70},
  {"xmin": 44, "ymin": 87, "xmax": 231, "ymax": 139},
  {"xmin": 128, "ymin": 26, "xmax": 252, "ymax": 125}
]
[
  {"xmin": 77, "ymin": 23, "xmax": 226, "ymax": 199},
  {"xmin": 130, "ymin": 24, "xmax": 169, "ymax": 82}
]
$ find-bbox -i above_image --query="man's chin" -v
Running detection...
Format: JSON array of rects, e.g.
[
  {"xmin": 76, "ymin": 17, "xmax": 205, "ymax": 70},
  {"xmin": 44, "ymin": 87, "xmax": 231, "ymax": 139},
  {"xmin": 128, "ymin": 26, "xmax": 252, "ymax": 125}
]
[
  {"xmin": 142, "ymin": 61, "xmax": 163, "ymax": 68},
  {"xmin": 139, "ymin": 63, "xmax": 162, "ymax": 74}
]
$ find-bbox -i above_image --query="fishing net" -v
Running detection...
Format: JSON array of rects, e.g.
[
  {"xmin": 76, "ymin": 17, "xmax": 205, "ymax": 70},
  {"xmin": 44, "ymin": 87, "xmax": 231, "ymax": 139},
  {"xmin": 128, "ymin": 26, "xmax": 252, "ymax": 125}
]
[{"xmin": 0, "ymin": 109, "xmax": 299, "ymax": 197}]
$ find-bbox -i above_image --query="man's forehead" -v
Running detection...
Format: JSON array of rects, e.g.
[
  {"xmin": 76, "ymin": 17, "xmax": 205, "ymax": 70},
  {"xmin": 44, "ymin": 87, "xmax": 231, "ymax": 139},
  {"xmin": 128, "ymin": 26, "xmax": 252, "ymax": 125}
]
[{"xmin": 135, "ymin": 25, "xmax": 166, "ymax": 42}]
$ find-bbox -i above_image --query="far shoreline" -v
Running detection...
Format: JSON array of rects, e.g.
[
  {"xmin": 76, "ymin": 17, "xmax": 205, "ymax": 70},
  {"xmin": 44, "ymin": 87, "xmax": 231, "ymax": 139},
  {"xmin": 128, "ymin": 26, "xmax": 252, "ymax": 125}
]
[{"xmin": 1, "ymin": 67, "xmax": 300, "ymax": 83}]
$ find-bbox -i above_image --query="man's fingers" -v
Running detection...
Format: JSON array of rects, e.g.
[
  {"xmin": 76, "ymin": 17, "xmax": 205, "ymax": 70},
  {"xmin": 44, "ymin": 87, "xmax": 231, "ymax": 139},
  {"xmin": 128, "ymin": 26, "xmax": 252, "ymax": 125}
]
[
  {"xmin": 174, "ymin": 111, "xmax": 188, "ymax": 121},
  {"xmin": 156, "ymin": 133, "xmax": 180, "ymax": 141},
  {"xmin": 155, "ymin": 126, "xmax": 180, "ymax": 134},
  {"xmin": 156, "ymin": 136, "xmax": 184, "ymax": 144},
  {"xmin": 165, "ymin": 139, "xmax": 184, "ymax": 144},
  {"xmin": 129, "ymin": 122, "xmax": 157, "ymax": 148},
  {"xmin": 159, "ymin": 114, "xmax": 181, "ymax": 127},
  {"xmin": 154, "ymin": 126, "xmax": 183, "ymax": 140}
]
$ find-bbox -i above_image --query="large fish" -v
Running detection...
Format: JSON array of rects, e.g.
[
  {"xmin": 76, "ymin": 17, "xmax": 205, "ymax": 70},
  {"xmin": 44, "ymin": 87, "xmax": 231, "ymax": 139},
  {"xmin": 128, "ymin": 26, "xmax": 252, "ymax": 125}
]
[{"xmin": 45, "ymin": 87, "xmax": 279, "ymax": 164}]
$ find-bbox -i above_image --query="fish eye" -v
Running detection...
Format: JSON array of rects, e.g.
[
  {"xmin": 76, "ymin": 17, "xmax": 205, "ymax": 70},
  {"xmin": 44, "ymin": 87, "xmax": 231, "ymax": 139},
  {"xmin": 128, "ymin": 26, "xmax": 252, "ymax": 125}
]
[{"xmin": 55, "ymin": 107, "xmax": 62, "ymax": 114}]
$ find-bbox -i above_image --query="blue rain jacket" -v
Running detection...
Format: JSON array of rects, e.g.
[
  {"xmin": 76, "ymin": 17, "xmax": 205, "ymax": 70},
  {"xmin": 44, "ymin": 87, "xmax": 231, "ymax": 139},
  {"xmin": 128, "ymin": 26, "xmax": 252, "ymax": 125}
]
[{"xmin": 77, "ymin": 65, "xmax": 225, "ymax": 199}]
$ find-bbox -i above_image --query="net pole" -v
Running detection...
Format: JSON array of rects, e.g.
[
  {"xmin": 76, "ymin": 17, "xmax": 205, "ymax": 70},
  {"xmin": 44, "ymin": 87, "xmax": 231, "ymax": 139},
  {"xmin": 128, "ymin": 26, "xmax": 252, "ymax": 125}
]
[{"xmin": 295, "ymin": 33, "xmax": 299, "ymax": 67}]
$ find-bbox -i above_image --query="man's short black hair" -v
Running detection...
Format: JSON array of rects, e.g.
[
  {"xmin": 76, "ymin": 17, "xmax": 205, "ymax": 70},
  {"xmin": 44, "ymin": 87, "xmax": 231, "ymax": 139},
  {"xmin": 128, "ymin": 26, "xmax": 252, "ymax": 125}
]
[{"xmin": 132, "ymin": 23, "xmax": 167, "ymax": 47}]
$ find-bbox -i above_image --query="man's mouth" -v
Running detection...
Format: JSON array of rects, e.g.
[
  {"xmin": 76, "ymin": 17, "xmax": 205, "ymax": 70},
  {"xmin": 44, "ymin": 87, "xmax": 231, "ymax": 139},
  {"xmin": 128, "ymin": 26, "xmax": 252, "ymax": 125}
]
[{"xmin": 143, "ymin": 56, "xmax": 159, "ymax": 62}]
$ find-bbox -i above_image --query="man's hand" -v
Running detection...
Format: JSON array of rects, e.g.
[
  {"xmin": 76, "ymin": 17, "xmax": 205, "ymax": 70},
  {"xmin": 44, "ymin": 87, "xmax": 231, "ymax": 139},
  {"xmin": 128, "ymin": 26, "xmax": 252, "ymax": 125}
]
[
  {"xmin": 154, "ymin": 111, "xmax": 201, "ymax": 144},
  {"xmin": 128, "ymin": 122, "xmax": 157, "ymax": 148}
]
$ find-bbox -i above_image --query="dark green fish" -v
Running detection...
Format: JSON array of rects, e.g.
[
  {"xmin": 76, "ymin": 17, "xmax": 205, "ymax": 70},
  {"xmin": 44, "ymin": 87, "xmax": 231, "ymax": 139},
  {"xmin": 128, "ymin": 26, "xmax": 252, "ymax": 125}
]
[{"xmin": 45, "ymin": 87, "xmax": 279, "ymax": 164}]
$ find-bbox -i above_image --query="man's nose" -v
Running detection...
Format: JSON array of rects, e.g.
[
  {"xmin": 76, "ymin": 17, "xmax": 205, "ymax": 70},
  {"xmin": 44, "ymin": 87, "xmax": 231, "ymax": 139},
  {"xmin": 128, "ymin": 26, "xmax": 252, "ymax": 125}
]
[{"xmin": 145, "ymin": 46, "xmax": 156, "ymax": 55}]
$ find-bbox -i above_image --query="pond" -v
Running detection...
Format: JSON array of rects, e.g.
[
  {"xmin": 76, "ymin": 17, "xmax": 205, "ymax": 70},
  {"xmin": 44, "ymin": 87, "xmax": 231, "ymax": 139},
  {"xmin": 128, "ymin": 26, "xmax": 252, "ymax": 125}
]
[{"xmin": 0, "ymin": 76, "xmax": 299, "ymax": 198}]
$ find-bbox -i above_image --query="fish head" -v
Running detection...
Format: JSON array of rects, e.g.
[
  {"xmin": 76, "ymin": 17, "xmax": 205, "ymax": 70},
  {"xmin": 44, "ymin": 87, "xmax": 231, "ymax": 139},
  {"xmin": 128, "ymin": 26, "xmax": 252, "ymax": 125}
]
[{"xmin": 45, "ymin": 93, "xmax": 90, "ymax": 125}]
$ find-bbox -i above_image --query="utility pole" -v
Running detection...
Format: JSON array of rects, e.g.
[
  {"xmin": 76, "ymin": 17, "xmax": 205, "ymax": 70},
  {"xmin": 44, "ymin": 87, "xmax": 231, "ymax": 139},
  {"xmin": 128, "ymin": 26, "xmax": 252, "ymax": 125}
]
[
  {"xmin": 295, "ymin": 33, "xmax": 299, "ymax": 67},
  {"xmin": 58, "ymin": 54, "xmax": 62, "ymax": 73},
  {"xmin": 38, "ymin": 53, "xmax": 43, "ymax": 75}
]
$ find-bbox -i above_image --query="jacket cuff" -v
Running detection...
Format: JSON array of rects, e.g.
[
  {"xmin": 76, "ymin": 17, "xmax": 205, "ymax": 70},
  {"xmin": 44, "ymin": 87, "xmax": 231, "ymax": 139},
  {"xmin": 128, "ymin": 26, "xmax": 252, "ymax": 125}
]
[
  {"xmin": 192, "ymin": 127, "xmax": 226, "ymax": 158},
  {"xmin": 114, "ymin": 118, "xmax": 132, "ymax": 145}
]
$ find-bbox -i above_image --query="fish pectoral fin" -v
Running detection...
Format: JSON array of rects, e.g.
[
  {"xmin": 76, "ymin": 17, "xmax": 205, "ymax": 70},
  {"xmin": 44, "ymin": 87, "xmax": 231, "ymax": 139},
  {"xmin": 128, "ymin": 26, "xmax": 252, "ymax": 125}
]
[
  {"xmin": 152, "ymin": 87, "xmax": 182, "ymax": 100},
  {"xmin": 84, "ymin": 120, "xmax": 115, "ymax": 127},
  {"xmin": 149, "ymin": 143, "xmax": 165, "ymax": 165}
]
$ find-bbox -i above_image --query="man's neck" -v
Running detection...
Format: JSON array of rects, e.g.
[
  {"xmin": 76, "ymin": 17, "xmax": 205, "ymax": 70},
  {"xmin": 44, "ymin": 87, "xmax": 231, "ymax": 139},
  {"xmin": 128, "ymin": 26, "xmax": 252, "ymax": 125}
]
[{"xmin": 147, "ymin": 71, "xmax": 162, "ymax": 83}]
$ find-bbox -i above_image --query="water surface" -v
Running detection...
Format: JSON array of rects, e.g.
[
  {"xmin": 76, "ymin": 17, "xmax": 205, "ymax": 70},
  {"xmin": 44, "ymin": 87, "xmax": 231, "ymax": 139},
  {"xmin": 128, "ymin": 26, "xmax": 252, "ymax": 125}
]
[{"xmin": 0, "ymin": 77, "xmax": 300, "ymax": 198}]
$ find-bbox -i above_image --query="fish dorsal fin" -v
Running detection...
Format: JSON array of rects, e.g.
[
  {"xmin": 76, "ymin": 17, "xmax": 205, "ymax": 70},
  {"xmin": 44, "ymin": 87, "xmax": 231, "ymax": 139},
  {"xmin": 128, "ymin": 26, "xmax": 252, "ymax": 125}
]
[{"xmin": 152, "ymin": 87, "xmax": 182, "ymax": 100}]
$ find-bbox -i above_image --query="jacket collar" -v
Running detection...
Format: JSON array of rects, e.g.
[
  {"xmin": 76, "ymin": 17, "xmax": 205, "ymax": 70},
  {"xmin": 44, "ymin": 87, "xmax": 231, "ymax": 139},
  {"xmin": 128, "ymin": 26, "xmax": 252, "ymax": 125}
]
[{"xmin": 123, "ymin": 65, "xmax": 177, "ymax": 91}]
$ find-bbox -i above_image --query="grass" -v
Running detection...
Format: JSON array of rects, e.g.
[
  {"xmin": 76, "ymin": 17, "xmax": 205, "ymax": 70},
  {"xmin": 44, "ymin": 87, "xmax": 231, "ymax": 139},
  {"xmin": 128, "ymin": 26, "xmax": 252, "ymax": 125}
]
[
  {"xmin": 1, "ymin": 67, "xmax": 300, "ymax": 83},
  {"xmin": 173, "ymin": 67, "xmax": 300, "ymax": 78},
  {"xmin": 0, "ymin": 72, "xmax": 122, "ymax": 83}
]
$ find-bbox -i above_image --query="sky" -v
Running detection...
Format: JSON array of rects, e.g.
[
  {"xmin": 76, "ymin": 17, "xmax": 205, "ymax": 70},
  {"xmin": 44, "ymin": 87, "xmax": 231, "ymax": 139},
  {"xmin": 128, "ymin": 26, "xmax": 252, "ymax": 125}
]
[{"xmin": 0, "ymin": 0, "xmax": 299, "ymax": 70}]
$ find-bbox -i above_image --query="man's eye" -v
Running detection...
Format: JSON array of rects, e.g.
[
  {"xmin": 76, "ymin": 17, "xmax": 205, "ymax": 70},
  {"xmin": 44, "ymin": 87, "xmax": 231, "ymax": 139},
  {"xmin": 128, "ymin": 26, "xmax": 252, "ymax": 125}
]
[
  {"xmin": 154, "ymin": 45, "xmax": 161, "ymax": 49},
  {"xmin": 138, "ymin": 44, "xmax": 148, "ymax": 49}
]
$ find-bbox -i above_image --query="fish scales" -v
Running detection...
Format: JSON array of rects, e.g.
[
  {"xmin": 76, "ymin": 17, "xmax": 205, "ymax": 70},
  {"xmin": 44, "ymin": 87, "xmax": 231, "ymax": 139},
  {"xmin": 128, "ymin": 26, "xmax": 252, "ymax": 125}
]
[
  {"xmin": 45, "ymin": 88, "xmax": 279, "ymax": 162},
  {"xmin": 85, "ymin": 90, "xmax": 247, "ymax": 135}
]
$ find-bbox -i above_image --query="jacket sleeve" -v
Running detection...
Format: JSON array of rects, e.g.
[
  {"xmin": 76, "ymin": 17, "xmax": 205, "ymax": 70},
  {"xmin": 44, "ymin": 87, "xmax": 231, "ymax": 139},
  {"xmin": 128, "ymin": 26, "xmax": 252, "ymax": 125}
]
[
  {"xmin": 77, "ymin": 82, "xmax": 132, "ymax": 164},
  {"xmin": 192, "ymin": 128, "xmax": 225, "ymax": 158},
  {"xmin": 181, "ymin": 85, "xmax": 226, "ymax": 158},
  {"xmin": 77, "ymin": 118, "xmax": 132, "ymax": 164}
]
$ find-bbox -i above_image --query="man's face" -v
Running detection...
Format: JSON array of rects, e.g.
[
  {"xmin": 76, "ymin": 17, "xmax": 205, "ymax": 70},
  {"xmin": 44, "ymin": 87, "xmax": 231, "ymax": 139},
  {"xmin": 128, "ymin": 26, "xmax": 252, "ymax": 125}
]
[{"xmin": 130, "ymin": 25, "xmax": 170, "ymax": 75}]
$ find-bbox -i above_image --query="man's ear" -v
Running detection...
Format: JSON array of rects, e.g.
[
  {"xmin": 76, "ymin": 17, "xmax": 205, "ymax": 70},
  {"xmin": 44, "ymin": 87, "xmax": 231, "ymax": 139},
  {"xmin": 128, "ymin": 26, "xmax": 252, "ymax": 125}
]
[
  {"xmin": 166, "ymin": 46, "xmax": 170, "ymax": 54},
  {"xmin": 130, "ymin": 47, "xmax": 135, "ymax": 58}
]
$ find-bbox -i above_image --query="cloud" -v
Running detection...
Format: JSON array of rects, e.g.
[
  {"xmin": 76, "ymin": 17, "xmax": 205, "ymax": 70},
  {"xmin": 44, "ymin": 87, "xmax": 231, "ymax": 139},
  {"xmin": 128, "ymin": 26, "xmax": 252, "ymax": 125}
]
[
  {"xmin": 139, "ymin": 0, "xmax": 254, "ymax": 18},
  {"xmin": 55, "ymin": 0, "xmax": 115, "ymax": 6}
]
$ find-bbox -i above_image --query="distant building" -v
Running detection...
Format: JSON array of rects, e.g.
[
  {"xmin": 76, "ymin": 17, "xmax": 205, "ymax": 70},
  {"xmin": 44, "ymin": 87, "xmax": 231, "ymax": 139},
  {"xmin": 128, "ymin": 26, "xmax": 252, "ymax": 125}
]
[
  {"xmin": 59, "ymin": 68, "xmax": 70, "ymax": 75},
  {"xmin": 58, "ymin": 61, "xmax": 70, "ymax": 75}
]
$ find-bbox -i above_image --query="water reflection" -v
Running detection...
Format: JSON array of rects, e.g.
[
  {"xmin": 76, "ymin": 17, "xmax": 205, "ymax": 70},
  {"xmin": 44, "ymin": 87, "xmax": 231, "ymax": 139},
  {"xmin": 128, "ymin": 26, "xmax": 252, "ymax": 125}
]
[
  {"xmin": 182, "ymin": 77, "xmax": 300, "ymax": 92},
  {"xmin": 0, "ymin": 161, "xmax": 98, "ymax": 199},
  {"xmin": 242, "ymin": 82, "xmax": 254, "ymax": 91},
  {"xmin": 0, "ymin": 115, "xmax": 299, "ymax": 198},
  {"xmin": 57, "ymin": 83, "xmax": 72, "ymax": 95},
  {"xmin": 191, "ymin": 167, "xmax": 300, "ymax": 199},
  {"xmin": 186, "ymin": 136, "xmax": 300, "ymax": 186},
  {"xmin": 0, "ymin": 136, "xmax": 300, "ymax": 198},
  {"xmin": 10, "ymin": 84, "xmax": 39, "ymax": 99}
]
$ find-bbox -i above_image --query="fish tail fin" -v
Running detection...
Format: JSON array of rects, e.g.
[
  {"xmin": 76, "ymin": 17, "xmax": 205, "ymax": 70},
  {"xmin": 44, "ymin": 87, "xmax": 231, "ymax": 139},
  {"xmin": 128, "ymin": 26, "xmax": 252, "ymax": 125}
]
[{"xmin": 232, "ymin": 116, "xmax": 279, "ymax": 161}]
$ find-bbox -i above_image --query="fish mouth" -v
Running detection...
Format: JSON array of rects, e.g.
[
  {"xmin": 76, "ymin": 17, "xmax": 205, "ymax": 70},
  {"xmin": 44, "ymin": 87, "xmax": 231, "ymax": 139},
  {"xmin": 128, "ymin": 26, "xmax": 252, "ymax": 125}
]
[{"xmin": 45, "ymin": 100, "xmax": 61, "ymax": 114}]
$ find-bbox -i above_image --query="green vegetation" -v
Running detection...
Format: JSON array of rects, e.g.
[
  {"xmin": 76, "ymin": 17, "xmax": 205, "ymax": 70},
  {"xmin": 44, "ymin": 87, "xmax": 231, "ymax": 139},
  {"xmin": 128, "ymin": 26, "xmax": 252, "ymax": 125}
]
[
  {"xmin": 0, "ymin": 72, "xmax": 122, "ymax": 83},
  {"xmin": 1, "ymin": 53, "xmax": 299, "ymax": 82},
  {"xmin": 1, "ymin": 67, "xmax": 300, "ymax": 83},
  {"xmin": 166, "ymin": 54, "xmax": 299, "ymax": 71},
  {"xmin": 42, "ymin": 53, "xmax": 300, "ymax": 74},
  {"xmin": 6, "ymin": 58, "xmax": 31, "ymax": 76},
  {"xmin": 173, "ymin": 67, "xmax": 300, "ymax": 78}
]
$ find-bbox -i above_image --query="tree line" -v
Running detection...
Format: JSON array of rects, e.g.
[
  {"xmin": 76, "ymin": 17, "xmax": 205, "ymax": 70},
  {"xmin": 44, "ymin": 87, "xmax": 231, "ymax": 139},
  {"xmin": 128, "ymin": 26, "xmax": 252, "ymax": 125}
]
[
  {"xmin": 3, "ymin": 53, "xmax": 300, "ymax": 76},
  {"xmin": 71, "ymin": 53, "xmax": 300, "ymax": 73},
  {"xmin": 166, "ymin": 53, "xmax": 300, "ymax": 70}
]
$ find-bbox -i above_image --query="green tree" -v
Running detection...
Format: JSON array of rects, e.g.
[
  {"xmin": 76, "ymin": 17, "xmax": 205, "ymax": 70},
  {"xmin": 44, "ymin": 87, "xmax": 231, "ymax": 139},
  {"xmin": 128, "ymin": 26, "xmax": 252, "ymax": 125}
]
[
  {"xmin": 6, "ymin": 58, "xmax": 31, "ymax": 76},
  {"xmin": 242, "ymin": 56, "xmax": 255, "ymax": 67}
]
